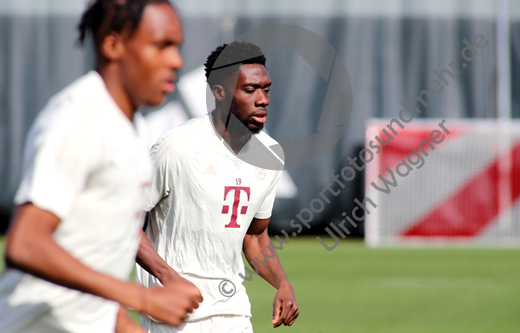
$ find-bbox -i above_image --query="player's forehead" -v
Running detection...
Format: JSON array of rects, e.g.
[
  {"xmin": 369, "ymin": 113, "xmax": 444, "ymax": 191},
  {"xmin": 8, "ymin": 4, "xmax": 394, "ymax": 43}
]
[
  {"xmin": 131, "ymin": 2, "xmax": 183, "ymax": 44},
  {"xmin": 237, "ymin": 64, "xmax": 270, "ymax": 86}
]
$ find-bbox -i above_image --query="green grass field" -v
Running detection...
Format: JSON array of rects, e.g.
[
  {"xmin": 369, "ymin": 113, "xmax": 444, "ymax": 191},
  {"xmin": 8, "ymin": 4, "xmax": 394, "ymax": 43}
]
[{"xmin": 2, "ymin": 236, "xmax": 520, "ymax": 332}]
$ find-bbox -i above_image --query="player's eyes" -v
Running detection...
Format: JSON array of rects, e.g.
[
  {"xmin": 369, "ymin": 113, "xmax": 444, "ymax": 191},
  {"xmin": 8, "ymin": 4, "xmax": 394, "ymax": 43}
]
[
  {"xmin": 243, "ymin": 87, "xmax": 269, "ymax": 93},
  {"xmin": 157, "ymin": 41, "xmax": 174, "ymax": 50}
]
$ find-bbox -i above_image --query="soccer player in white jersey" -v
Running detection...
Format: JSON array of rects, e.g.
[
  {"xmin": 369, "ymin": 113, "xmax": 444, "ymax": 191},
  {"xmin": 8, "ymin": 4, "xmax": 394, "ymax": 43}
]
[
  {"xmin": 0, "ymin": 1, "xmax": 202, "ymax": 332},
  {"xmin": 136, "ymin": 41, "xmax": 299, "ymax": 332}
]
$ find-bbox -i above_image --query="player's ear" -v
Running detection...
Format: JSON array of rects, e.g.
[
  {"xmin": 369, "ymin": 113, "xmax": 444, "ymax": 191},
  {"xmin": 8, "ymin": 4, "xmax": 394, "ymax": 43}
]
[
  {"xmin": 212, "ymin": 84, "xmax": 226, "ymax": 102},
  {"xmin": 99, "ymin": 32, "xmax": 125, "ymax": 61}
]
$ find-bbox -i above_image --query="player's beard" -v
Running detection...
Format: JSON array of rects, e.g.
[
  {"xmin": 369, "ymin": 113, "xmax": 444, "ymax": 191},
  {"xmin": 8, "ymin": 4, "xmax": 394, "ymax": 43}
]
[
  {"xmin": 223, "ymin": 110, "xmax": 263, "ymax": 136},
  {"xmin": 244, "ymin": 116, "xmax": 264, "ymax": 134},
  {"xmin": 229, "ymin": 111, "xmax": 264, "ymax": 135},
  {"xmin": 226, "ymin": 102, "xmax": 264, "ymax": 135}
]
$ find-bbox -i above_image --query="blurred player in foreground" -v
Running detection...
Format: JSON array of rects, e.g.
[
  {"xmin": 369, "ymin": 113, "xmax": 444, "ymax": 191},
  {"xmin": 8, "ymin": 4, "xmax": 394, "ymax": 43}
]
[
  {"xmin": 0, "ymin": 1, "xmax": 202, "ymax": 332},
  {"xmin": 135, "ymin": 41, "xmax": 299, "ymax": 332}
]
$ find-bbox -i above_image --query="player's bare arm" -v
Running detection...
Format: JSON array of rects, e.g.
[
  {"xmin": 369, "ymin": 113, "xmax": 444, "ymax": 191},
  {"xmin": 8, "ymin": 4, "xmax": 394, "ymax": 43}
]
[
  {"xmin": 136, "ymin": 228, "xmax": 180, "ymax": 285},
  {"xmin": 136, "ymin": 229, "xmax": 198, "ymax": 290},
  {"xmin": 243, "ymin": 217, "xmax": 299, "ymax": 328},
  {"xmin": 5, "ymin": 203, "xmax": 202, "ymax": 327}
]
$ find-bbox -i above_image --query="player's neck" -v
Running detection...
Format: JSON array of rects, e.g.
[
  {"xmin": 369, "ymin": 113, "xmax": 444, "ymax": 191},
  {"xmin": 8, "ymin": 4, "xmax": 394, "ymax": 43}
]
[
  {"xmin": 96, "ymin": 66, "xmax": 137, "ymax": 122},
  {"xmin": 211, "ymin": 109, "xmax": 252, "ymax": 155}
]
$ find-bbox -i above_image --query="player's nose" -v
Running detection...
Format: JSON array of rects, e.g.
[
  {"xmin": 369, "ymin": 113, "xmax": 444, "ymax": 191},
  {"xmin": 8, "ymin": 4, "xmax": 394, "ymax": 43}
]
[
  {"xmin": 255, "ymin": 90, "xmax": 269, "ymax": 107},
  {"xmin": 166, "ymin": 47, "xmax": 184, "ymax": 71}
]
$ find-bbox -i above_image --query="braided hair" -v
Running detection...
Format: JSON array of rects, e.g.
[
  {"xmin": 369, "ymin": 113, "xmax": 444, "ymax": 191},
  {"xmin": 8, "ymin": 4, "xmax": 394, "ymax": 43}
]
[{"xmin": 77, "ymin": 0, "xmax": 171, "ymax": 46}]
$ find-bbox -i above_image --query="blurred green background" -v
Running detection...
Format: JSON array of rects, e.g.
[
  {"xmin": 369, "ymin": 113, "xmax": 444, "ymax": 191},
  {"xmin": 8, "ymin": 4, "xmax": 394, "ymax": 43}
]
[{"xmin": 2, "ymin": 236, "xmax": 520, "ymax": 332}]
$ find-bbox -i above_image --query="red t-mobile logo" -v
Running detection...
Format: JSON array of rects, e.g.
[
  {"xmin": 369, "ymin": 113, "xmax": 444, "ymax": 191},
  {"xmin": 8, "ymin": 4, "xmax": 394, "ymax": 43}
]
[{"xmin": 222, "ymin": 186, "xmax": 251, "ymax": 228}]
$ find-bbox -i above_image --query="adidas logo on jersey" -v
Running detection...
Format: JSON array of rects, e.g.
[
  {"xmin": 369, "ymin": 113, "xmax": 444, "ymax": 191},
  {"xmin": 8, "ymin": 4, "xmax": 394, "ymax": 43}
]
[{"xmin": 203, "ymin": 165, "xmax": 217, "ymax": 175}]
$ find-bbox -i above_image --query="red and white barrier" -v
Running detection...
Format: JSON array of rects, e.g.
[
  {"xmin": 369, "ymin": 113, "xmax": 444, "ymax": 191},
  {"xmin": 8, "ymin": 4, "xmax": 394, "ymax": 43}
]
[{"xmin": 365, "ymin": 119, "xmax": 520, "ymax": 247}]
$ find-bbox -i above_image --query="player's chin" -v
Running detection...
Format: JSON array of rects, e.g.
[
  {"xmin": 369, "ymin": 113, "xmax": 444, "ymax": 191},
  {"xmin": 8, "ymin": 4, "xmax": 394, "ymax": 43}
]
[
  {"xmin": 146, "ymin": 92, "xmax": 168, "ymax": 107},
  {"xmin": 248, "ymin": 122, "xmax": 264, "ymax": 134}
]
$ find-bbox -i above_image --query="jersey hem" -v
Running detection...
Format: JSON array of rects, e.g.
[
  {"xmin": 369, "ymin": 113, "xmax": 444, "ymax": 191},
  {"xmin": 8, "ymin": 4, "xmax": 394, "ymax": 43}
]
[{"xmin": 183, "ymin": 312, "xmax": 252, "ymax": 323}]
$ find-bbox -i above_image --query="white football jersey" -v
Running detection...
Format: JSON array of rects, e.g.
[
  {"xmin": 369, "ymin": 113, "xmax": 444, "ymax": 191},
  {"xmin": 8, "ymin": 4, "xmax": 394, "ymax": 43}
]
[
  {"xmin": 136, "ymin": 114, "xmax": 283, "ymax": 323},
  {"xmin": 0, "ymin": 71, "xmax": 152, "ymax": 333}
]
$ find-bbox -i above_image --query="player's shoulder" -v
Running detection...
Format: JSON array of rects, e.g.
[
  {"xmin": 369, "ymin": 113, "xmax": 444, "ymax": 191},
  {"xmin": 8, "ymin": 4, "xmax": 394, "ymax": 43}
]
[
  {"xmin": 150, "ymin": 115, "xmax": 211, "ymax": 161},
  {"xmin": 27, "ymin": 72, "xmax": 110, "ymax": 145},
  {"xmin": 36, "ymin": 71, "xmax": 109, "ymax": 131}
]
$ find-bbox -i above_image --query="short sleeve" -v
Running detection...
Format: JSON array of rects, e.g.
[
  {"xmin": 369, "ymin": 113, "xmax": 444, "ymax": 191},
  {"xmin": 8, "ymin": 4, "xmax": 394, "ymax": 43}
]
[
  {"xmin": 254, "ymin": 169, "xmax": 283, "ymax": 219},
  {"xmin": 14, "ymin": 109, "xmax": 100, "ymax": 220},
  {"xmin": 145, "ymin": 143, "xmax": 172, "ymax": 211}
]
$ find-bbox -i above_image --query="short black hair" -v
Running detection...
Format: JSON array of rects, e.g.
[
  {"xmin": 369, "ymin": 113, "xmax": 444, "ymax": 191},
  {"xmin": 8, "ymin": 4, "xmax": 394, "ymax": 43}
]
[
  {"xmin": 204, "ymin": 41, "xmax": 266, "ymax": 87},
  {"xmin": 77, "ymin": 0, "xmax": 171, "ymax": 46}
]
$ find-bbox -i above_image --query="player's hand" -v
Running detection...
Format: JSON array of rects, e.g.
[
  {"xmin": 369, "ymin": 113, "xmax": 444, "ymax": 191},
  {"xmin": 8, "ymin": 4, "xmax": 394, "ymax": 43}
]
[
  {"xmin": 115, "ymin": 306, "xmax": 146, "ymax": 333},
  {"xmin": 141, "ymin": 283, "xmax": 203, "ymax": 327},
  {"xmin": 272, "ymin": 283, "xmax": 299, "ymax": 328}
]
